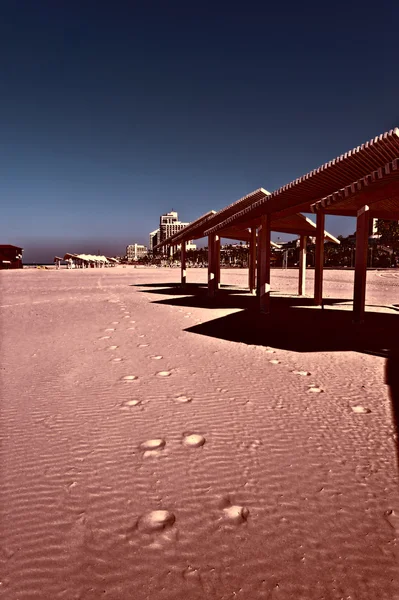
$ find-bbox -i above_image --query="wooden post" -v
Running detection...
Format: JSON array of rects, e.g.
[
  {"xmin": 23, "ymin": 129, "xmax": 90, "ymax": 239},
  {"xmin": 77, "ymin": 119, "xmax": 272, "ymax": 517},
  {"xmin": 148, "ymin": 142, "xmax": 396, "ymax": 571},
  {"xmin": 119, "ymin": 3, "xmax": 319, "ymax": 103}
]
[
  {"xmin": 181, "ymin": 240, "xmax": 187, "ymax": 288},
  {"xmin": 249, "ymin": 227, "xmax": 257, "ymax": 294},
  {"xmin": 314, "ymin": 212, "xmax": 325, "ymax": 305},
  {"xmin": 215, "ymin": 236, "xmax": 221, "ymax": 290},
  {"xmin": 259, "ymin": 214, "xmax": 271, "ymax": 313},
  {"xmin": 256, "ymin": 229, "xmax": 261, "ymax": 297},
  {"xmin": 208, "ymin": 234, "xmax": 216, "ymax": 297},
  {"xmin": 353, "ymin": 205, "xmax": 370, "ymax": 324},
  {"xmin": 298, "ymin": 235, "xmax": 307, "ymax": 295}
]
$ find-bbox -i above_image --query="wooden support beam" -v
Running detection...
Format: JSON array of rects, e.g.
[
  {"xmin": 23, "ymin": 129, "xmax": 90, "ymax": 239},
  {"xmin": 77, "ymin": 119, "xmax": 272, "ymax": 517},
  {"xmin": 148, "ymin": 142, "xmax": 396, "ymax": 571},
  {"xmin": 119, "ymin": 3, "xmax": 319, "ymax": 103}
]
[
  {"xmin": 208, "ymin": 234, "xmax": 216, "ymax": 297},
  {"xmin": 180, "ymin": 241, "xmax": 186, "ymax": 288},
  {"xmin": 259, "ymin": 214, "xmax": 271, "ymax": 313},
  {"xmin": 248, "ymin": 227, "xmax": 257, "ymax": 294},
  {"xmin": 256, "ymin": 229, "xmax": 261, "ymax": 297},
  {"xmin": 298, "ymin": 235, "xmax": 307, "ymax": 296},
  {"xmin": 370, "ymin": 211, "xmax": 399, "ymax": 221},
  {"xmin": 215, "ymin": 236, "xmax": 221, "ymax": 290},
  {"xmin": 353, "ymin": 205, "xmax": 370, "ymax": 324},
  {"xmin": 314, "ymin": 212, "xmax": 325, "ymax": 305}
]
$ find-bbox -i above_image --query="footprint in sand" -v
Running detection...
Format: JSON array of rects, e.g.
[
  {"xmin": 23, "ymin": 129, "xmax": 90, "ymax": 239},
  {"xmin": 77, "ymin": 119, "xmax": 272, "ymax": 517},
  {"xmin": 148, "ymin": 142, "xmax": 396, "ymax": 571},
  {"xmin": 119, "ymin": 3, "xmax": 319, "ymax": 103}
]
[
  {"xmin": 292, "ymin": 370, "xmax": 311, "ymax": 377},
  {"xmin": 140, "ymin": 439, "xmax": 166, "ymax": 451},
  {"xmin": 122, "ymin": 375, "xmax": 138, "ymax": 381},
  {"xmin": 183, "ymin": 434, "xmax": 206, "ymax": 447},
  {"xmin": 174, "ymin": 395, "xmax": 192, "ymax": 403},
  {"xmin": 223, "ymin": 505, "xmax": 249, "ymax": 523},
  {"xmin": 308, "ymin": 386, "xmax": 324, "ymax": 393},
  {"xmin": 121, "ymin": 399, "xmax": 141, "ymax": 408},
  {"xmin": 157, "ymin": 371, "xmax": 172, "ymax": 377},
  {"xmin": 385, "ymin": 509, "xmax": 399, "ymax": 531},
  {"xmin": 351, "ymin": 405, "xmax": 371, "ymax": 414},
  {"xmin": 269, "ymin": 359, "xmax": 280, "ymax": 365},
  {"xmin": 250, "ymin": 439, "xmax": 261, "ymax": 452},
  {"xmin": 137, "ymin": 510, "xmax": 175, "ymax": 533}
]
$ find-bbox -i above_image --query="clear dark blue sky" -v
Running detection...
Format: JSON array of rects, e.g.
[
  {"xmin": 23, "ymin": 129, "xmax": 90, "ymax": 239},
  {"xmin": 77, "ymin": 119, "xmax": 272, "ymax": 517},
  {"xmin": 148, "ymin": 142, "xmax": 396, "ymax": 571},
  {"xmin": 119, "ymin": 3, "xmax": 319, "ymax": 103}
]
[{"xmin": 1, "ymin": 0, "xmax": 398, "ymax": 262}]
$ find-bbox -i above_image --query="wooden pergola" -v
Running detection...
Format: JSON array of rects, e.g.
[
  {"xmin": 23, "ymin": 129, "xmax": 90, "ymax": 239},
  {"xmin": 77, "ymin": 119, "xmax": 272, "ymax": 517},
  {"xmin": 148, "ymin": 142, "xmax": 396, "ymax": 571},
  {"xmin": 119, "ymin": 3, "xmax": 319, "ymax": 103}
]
[
  {"xmin": 205, "ymin": 211, "xmax": 338, "ymax": 298},
  {"xmin": 153, "ymin": 128, "xmax": 399, "ymax": 317},
  {"xmin": 202, "ymin": 128, "xmax": 399, "ymax": 314},
  {"xmin": 311, "ymin": 158, "xmax": 399, "ymax": 322},
  {"xmin": 154, "ymin": 191, "xmax": 339, "ymax": 296}
]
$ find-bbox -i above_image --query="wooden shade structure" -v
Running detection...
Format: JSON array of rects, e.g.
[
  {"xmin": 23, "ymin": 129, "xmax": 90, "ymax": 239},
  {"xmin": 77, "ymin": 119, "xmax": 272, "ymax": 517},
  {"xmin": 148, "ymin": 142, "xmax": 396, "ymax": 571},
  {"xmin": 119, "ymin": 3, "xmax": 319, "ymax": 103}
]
[
  {"xmin": 152, "ymin": 128, "xmax": 399, "ymax": 316},
  {"xmin": 311, "ymin": 158, "xmax": 399, "ymax": 322},
  {"xmin": 311, "ymin": 159, "xmax": 399, "ymax": 218},
  {"xmin": 201, "ymin": 129, "xmax": 399, "ymax": 311},
  {"xmin": 210, "ymin": 129, "xmax": 399, "ymax": 227},
  {"xmin": 205, "ymin": 211, "xmax": 339, "ymax": 242}
]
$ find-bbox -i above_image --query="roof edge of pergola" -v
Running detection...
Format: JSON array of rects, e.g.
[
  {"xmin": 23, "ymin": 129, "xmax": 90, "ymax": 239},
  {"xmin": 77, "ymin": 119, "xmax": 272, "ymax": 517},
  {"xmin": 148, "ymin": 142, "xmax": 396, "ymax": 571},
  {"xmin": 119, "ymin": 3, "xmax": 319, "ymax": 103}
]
[
  {"xmin": 311, "ymin": 158, "xmax": 399, "ymax": 214},
  {"xmin": 202, "ymin": 128, "xmax": 399, "ymax": 232},
  {"xmin": 205, "ymin": 213, "xmax": 340, "ymax": 244}
]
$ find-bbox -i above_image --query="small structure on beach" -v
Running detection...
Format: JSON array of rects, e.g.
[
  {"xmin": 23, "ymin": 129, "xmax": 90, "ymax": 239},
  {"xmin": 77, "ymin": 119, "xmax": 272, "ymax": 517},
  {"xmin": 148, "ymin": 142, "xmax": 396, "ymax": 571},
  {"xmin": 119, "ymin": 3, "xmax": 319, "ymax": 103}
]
[
  {"xmin": 63, "ymin": 253, "xmax": 118, "ymax": 268},
  {"xmin": 0, "ymin": 244, "xmax": 23, "ymax": 269},
  {"xmin": 311, "ymin": 157, "xmax": 399, "ymax": 322}
]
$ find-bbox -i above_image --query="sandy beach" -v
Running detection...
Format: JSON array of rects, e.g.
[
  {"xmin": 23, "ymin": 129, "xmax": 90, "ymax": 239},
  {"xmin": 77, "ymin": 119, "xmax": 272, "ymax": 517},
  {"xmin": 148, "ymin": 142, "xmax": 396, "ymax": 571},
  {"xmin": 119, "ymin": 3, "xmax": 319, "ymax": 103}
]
[{"xmin": 1, "ymin": 266, "xmax": 399, "ymax": 599}]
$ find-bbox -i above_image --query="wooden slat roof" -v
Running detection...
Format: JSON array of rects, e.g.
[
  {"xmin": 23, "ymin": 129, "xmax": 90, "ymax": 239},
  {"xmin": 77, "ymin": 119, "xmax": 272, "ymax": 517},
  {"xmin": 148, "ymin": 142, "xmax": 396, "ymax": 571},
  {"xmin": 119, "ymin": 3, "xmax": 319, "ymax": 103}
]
[
  {"xmin": 201, "ymin": 188, "xmax": 270, "ymax": 235},
  {"xmin": 311, "ymin": 158, "xmax": 399, "ymax": 217},
  {"xmin": 205, "ymin": 212, "xmax": 339, "ymax": 243},
  {"xmin": 203, "ymin": 128, "xmax": 399, "ymax": 231}
]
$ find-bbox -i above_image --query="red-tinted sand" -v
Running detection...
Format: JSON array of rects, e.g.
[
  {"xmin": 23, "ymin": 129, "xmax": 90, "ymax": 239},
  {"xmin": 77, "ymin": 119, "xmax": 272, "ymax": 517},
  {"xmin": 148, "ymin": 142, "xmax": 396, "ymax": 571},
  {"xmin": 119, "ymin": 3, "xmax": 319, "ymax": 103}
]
[{"xmin": 1, "ymin": 267, "xmax": 399, "ymax": 599}]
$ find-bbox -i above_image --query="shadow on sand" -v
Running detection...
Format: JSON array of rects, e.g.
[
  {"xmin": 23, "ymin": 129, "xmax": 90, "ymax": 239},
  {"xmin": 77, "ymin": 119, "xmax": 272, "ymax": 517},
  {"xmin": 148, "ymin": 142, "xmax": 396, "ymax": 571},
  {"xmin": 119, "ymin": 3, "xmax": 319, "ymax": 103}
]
[{"xmin": 137, "ymin": 282, "xmax": 399, "ymax": 466}]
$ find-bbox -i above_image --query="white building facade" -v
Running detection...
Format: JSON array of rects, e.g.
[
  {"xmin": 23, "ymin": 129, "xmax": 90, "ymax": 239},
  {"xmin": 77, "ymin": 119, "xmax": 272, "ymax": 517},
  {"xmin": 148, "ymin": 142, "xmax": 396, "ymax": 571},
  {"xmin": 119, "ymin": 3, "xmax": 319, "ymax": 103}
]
[
  {"xmin": 157, "ymin": 211, "xmax": 196, "ymax": 254},
  {"xmin": 126, "ymin": 244, "xmax": 148, "ymax": 261},
  {"xmin": 149, "ymin": 229, "xmax": 159, "ymax": 252}
]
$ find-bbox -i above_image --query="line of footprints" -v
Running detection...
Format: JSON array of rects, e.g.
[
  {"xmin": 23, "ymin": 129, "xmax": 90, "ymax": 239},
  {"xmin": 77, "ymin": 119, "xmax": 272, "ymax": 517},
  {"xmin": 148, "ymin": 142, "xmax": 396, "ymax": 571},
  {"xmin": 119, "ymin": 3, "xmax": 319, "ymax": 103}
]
[
  {"xmin": 98, "ymin": 298, "xmax": 371, "ymax": 534},
  {"xmin": 100, "ymin": 299, "xmax": 249, "ymax": 530},
  {"xmin": 265, "ymin": 348, "xmax": 371, "ymax": 414}
]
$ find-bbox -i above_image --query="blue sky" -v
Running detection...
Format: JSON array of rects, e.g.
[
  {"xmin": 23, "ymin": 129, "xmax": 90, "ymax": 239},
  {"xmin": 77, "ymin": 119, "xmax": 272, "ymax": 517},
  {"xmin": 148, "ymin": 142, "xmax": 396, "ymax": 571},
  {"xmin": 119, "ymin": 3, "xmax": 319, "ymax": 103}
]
[{"xmin": 1, "ymin": 0, "xmax": 398, "ymax": 262}]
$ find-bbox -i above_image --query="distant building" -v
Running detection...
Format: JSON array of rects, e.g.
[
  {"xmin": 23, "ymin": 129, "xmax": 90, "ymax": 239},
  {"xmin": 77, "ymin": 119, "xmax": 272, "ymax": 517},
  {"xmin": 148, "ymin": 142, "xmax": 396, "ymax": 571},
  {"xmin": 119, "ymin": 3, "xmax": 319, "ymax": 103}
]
[
  {"xmin": 126, "ymin": 244, "xmax": 148, "ymax": 261},
  {"xmin": 159, "ymin": 211, "xmax": 186, "ymax": 244},
  {"xmin": 155, "ymin": 210, "xmax": 196, "ymax": 254},
  {"xmin": 0, "ymin": 245, "xmax": 23, "ymax": 269},
  {"xmin": 368, "ymin": 217, "xmax": 399, "ymax": 239},
  {"xmin": 368, "ymin": 217, "xmax": 379, "ymax": 237},
  {"xmin": 149, "ymin": 229, "xmax": 159, "ymax": 252}
]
